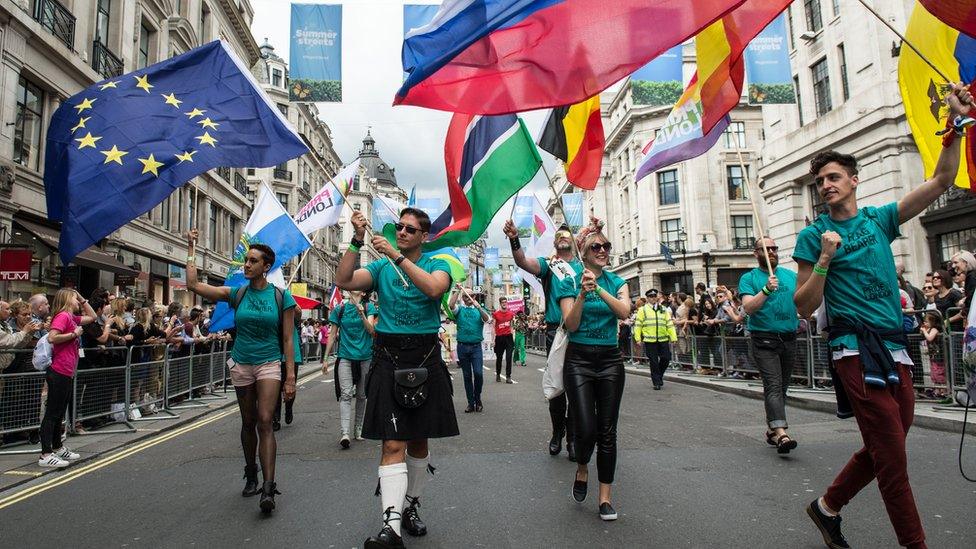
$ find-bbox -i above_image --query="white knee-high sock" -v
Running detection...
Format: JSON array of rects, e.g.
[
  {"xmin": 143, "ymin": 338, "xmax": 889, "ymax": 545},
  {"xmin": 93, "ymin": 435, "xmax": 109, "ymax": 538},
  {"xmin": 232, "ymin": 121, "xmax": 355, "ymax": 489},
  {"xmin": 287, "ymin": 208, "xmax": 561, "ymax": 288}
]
[
  {"xmin": 379, "ymin": 463, "xmax": 408, "ymax": 535},
  {"xmin": 405, "ymin": 451, "xmax": 431, "ymax": 505}
]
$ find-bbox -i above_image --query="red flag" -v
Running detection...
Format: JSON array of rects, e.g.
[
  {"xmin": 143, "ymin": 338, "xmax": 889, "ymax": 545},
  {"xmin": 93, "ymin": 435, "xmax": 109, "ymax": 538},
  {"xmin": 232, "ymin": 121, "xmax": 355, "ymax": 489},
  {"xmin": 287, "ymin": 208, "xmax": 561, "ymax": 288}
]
[
  {"xmin": 328, "ymin": 285, "xmax": 342, "ymax": 311},
  {"xmin": 919, "ymin": 0, "xmax": 976, "ymax": 37}
]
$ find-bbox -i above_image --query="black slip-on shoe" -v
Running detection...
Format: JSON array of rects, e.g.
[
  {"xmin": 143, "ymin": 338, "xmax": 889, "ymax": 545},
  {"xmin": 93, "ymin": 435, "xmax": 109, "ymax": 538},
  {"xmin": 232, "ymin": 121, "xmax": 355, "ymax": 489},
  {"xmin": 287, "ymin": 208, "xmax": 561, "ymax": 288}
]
[
  {"xmin": 806, "ymin": 499, "xmax": 850, "ymax": 549},
  {"xmin": 284, "ymin": 402, "xmax": 294, "ymax": 425},
  {"xmin": 572, "ymin": 478, "xmax": 587, "ymax": 503},
  {"xmin": 599, "ymin": 502, "xmax": 618, "ymax": 521},
  {"xmin": 364, "ymin": 526, "xmax": 405, "ymax": 549},
  {"xmin": 402, "ymin": 497, "xmax": 427, "ymax": 537}
]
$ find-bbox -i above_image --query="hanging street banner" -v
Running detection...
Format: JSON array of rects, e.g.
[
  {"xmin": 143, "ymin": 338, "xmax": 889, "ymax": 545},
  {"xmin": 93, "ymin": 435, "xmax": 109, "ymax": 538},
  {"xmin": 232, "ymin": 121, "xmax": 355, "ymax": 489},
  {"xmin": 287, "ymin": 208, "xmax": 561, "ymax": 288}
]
[
  {"xmin": 561, "ymin": 193, "xmax": 585, "ymax": 232},
  {"xmin": 289, "ymin": 3, "xmax": 342, "ymax": 102},
  {"xmin": 744, "ymin": 14, "xmax": 795, "ymax": 105},
  {"xmin": 416, "ymin": 197, "xmax": 443, "ymax": 221},
  {"xmin": 455, "ymin": 247, "xmax": 469, "ymax": 267},
  {"xmin": 373, "ymin": 196, "xmax": 404, "ymax": 231},
  {"xmin": 485, "ymin": 247, "xmax": 500, "ymax": 272},
  {"xmin": 512, "ymin": 195, "xmax": 534, "ymax": 238},
  {"xmin": 492, "ymin": 271, "xmax": 503, "ymax": 287},
  {"xmin": 403, "ymin": 4, "xmax": 441, "ymax": 79},
  {"xmin": 630, "ymin": 44, "xmax": 684, "ymax": 106}
]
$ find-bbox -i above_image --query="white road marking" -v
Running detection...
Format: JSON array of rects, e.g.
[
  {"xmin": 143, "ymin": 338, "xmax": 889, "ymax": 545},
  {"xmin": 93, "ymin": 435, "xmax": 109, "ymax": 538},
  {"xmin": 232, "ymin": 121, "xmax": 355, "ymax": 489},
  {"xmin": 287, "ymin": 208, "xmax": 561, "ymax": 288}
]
[{"xmin": 484, "ymin": 366, "xmax": 518, "ymax": 384}]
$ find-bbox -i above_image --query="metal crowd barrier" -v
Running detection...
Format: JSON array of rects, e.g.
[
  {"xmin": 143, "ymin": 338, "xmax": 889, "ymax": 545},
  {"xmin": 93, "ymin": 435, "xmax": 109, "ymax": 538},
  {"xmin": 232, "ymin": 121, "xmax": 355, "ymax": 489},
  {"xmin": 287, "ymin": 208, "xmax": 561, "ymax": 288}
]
[{"xmin": 0, "ymin": 349, "xmax": 48, "ymax": 455}]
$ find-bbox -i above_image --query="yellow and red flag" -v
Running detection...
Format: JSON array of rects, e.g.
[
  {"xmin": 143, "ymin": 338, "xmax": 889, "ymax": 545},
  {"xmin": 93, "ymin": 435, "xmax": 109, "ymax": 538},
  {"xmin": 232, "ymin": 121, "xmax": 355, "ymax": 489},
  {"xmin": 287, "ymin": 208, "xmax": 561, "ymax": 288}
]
[
  {"xmin": 538, "ymin": 96, "xmax": 603, "ymax": 190},
  {"xmin": 899, "ymin": 2, "xmax": 976, "ymax": 192}
]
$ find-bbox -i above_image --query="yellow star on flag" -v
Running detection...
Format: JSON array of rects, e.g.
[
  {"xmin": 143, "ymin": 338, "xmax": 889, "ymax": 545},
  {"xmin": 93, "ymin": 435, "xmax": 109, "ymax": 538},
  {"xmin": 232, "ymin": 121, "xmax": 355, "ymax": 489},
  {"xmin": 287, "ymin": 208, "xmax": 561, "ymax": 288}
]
[
  {"xmin": 175, "ymin": 150, "xmax": 197, "ymax": 163},
  {"xmin": 99, "ymin": 81, "xmax": 119, "ymax": 90},
  {"xmin": 196, "ymin": 132, "xmax": 218, "ymax": 147},
  {"xmin": 138, "ymin": 154, "xmax": 164, "ymax": 176},
  {"xmin": 162, "ymin": 93, "xmax": 183, "ymax": 108},
  {"xmin": 197, "ymin": 117, "xmax": 219, "ymax": 130},
  {"xmin": 100, "ymin": 145, "xmax": 128, "ymax": 165},
  {"xmin": 74, "ymin": 98, "xmax": 96, "ymax": 114},
  {"xmin": 71, "ymin": 117, "xmax": 91, "ymax": 133},
  {"xmin": 134, "ymin": 74, "xmax": 153, "ymax": 93},
  {"xmin": 185, "ymin": 108, "xmax": 207, "ymax": 119},
  {"xmin": 75, "ymin": 132, "xmax": 102, "ymax": 149}
]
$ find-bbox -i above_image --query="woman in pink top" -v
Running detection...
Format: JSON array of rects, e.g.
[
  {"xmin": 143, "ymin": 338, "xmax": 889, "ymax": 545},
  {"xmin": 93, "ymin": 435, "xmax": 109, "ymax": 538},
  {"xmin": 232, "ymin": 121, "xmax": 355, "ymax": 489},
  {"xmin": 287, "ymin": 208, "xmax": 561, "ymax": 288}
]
[
  {"xmin": 318, "ymin": 320, "xmax": 329, "ymax": 364},
  {"xmin": 38, "ymin": 288, "xmax": 96, "ymax": 469}
]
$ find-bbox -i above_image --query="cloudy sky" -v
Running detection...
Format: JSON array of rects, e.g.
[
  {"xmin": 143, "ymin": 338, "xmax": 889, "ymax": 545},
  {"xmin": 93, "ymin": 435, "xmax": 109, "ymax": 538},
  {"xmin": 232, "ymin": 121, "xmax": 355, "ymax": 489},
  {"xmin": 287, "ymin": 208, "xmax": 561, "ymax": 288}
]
[{"xmin": 251, "ymin": 0, "xmax": 561, "ymax": 249}]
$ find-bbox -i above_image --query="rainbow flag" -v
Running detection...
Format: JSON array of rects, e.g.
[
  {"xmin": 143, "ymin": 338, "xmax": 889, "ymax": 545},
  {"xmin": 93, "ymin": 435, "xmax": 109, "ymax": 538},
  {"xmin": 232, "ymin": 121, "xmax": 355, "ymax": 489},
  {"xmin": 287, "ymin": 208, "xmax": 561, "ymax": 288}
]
[{"xmin": 899, "ymin": 2, "xmax": 976, "ymax": 192}]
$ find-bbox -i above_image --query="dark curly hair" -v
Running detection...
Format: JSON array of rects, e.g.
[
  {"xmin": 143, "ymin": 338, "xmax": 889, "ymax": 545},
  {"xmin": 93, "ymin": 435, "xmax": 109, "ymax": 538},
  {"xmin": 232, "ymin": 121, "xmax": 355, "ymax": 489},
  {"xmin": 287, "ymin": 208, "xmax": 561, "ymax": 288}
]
[
  {"xmin": 249, "ymin": 243, "xmax": 276, "ymax": 267},
  {"xmin": 809, "ymin": 150, "xmax": 858, "ymax": 177}
]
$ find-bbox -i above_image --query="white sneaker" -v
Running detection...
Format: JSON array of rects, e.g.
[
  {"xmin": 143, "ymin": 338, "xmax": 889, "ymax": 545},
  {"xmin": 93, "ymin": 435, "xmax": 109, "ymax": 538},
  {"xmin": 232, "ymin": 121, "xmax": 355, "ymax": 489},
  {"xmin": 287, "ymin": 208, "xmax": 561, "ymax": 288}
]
[
  {"xmin": 354, "ymin": 426, "xmax": 364, "ymax": 441},
  {"xmin": 55, "ymin": 447, "xmax": 80, "ymax": 461},
  {"xmin": 38, "ymin": 454, "xmax": 70, "ymax": 468}
]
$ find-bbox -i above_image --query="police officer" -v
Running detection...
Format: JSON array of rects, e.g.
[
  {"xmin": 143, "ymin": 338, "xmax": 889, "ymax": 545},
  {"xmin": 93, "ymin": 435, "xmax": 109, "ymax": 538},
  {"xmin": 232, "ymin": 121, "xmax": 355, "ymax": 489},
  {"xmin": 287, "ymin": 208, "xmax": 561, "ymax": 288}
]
[{"xmin": 633, "ymin": 289, "xmax": 676, "ymax": 390}]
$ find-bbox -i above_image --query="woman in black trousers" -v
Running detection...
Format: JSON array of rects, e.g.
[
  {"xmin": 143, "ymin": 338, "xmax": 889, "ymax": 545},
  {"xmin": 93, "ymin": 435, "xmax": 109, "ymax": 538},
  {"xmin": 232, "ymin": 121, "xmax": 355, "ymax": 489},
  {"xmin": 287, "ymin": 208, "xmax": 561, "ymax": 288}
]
[{"xmin": 557, "ymin": 230, "xmax": 632, "ymax": 521}]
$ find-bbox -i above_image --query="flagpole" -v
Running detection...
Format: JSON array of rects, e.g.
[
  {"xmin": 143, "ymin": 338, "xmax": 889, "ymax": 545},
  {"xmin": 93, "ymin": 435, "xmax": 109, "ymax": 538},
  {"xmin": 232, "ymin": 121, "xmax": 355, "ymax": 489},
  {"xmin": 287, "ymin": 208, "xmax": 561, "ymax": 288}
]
[
  {"xmin": 540, "ymin": 163, "xmax": 583, "ymax": 263},
  {"xmin": 856, "ymin": 0, "xmax": 951, "ymax": 83},
  {"xmin": 732, "ymin": 141, "xmax": 775, "ymax": 275},
  {"xmin": 286, "ymin": 228, "xmax": 319, "ymax": 287}
]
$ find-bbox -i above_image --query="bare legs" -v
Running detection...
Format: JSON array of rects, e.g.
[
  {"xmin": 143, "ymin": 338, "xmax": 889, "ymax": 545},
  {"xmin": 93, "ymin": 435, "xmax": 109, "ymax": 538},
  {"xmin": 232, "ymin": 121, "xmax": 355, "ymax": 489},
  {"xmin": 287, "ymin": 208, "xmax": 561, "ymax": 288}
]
[{"xmin": 235, "ymin": 379, "xmax": 281, "ymax": 482}]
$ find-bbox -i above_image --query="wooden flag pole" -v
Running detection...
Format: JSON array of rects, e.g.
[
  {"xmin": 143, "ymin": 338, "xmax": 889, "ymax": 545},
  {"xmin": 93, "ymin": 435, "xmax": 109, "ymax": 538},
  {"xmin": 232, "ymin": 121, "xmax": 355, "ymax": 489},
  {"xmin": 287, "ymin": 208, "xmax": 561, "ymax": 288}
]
[
  {"xmin": 856, "ymin": 0, "xmax": 951, "ymax": 83},
  {"xmin": 732, "ymin": 141, "xmax": 775, "ymax": 275},
  {"xmin": 540, "ymin": 163, "xmax": 584, "ymax": 263},
  {"xmin": 286, "ymin": 228, "xmax": 320, "ymax": 287}
]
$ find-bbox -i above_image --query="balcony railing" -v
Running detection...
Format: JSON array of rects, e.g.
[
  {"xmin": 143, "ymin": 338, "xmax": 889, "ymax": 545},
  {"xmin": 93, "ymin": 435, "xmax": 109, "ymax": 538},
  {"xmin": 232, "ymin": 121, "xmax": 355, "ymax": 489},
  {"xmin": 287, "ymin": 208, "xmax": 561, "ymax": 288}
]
[
  {"xmin": 927, "ymin": 186, "xmax": 975, "ymax": 213},
  {"xmin": 216, "ymin": 166, "xmax": 231, "ymax": 181},
  {"xmin": 273, "ymin": 168, "xmax": 293, "ymax": 181},
  {"xmin": 234, "ymin": 173, "xmax": 247, "ymax": 196},
  {"xmin": 91, "ymin": 40, "xmax": 123, "ymax": 79},
  {"xmin": 33, "ymin": 0, "xmax": 75, "ymax": 50}
]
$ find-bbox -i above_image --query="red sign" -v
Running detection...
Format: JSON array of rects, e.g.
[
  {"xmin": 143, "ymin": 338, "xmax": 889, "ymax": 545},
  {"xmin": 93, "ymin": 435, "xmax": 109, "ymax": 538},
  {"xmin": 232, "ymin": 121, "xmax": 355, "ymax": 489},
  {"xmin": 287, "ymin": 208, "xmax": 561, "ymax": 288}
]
[{"xmin": 0, "ymin": 249, "xmax": 32, "ymax": 281}]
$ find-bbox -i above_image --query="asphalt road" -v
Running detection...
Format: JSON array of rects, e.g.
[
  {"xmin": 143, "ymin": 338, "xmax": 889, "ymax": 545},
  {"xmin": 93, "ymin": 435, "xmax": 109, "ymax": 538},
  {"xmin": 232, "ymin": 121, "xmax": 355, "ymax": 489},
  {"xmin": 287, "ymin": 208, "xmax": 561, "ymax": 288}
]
[{"xmin": 1, "ymin": 354, "xmax": 973, "ymax": 548}]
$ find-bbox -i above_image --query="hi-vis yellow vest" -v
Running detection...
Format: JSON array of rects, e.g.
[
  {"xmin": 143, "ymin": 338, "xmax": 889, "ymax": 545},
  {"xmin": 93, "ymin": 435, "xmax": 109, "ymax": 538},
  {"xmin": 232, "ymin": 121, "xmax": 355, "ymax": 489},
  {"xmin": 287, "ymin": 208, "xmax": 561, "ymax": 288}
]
[{"xmin": 634, "ymin": 304, "xmax": 677, "ymax": 343}]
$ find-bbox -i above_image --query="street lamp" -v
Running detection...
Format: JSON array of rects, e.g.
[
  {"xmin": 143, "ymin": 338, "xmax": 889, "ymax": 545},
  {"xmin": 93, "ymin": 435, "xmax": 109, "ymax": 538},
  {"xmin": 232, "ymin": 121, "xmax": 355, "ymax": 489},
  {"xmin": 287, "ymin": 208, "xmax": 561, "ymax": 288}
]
[
  {"xmin": 700, "ymin": 235, "xmax": 712, "ymax": 289},
  {"xmin": 678, "ymin": 228, "xmax": 688, "ymax": 272}
]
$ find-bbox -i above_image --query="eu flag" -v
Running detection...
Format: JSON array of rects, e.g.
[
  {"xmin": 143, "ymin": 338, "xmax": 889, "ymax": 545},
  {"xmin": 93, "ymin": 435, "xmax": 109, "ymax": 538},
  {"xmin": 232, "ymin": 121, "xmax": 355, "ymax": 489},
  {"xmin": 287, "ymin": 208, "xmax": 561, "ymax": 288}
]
[
  {"xmin": 44, "ymin": 40, "xmax": 309, "ymax": 265},
  {"xmin": 660, "ymin": 243, "xmax": 676, "ymax": 266}
]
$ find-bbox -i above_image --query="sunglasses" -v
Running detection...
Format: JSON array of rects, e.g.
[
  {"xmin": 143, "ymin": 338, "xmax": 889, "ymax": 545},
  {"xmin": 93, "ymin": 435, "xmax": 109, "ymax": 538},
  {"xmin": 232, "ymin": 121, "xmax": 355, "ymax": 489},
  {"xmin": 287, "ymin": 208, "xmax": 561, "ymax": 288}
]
[
  {"xmin": 394, "ymin": 222, "xmax": 421, "ymax": 235},
  {"xmin": 755, "ymin": 246, "xmax": 779, "ymax": 253},
  {"xmin": 923, "ymin": 285, "xmax": 934, "ymax": 290},
  {"xmin": 589, "ymin": 242, "xmax": 613, "ymax": 252},
  {"xmin": 932, "ymin": 275, "xmax": 942, "ymax": 279}
]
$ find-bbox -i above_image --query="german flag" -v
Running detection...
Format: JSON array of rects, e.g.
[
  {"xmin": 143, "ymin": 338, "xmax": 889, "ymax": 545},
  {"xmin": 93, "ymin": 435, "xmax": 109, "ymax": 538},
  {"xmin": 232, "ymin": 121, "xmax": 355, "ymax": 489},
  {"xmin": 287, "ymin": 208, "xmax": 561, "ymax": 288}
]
[{"xmin": 538, "ymin": 96, "xmax": 604, "ymax": 190}]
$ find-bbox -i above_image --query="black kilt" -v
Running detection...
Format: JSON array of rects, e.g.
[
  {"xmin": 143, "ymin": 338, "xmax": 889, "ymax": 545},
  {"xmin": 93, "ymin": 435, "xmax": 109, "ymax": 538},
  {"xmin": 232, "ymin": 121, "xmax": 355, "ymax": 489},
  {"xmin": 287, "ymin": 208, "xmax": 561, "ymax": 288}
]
[{"xmin": 362, "ymin": 332, "xmax": 460, "ymax": 441}]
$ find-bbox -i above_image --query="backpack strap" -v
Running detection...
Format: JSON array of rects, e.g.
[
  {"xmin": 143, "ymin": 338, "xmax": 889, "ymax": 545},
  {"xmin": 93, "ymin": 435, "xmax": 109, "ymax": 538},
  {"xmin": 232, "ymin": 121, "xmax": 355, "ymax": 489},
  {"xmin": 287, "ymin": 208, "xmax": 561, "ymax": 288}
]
[
  {"xmin": 274, "ymin": 286, "xmax": 285, "ymax": 354},
  {"xmin": 231, "ymin": 285, "xmax": 248, "ymax": 310}
]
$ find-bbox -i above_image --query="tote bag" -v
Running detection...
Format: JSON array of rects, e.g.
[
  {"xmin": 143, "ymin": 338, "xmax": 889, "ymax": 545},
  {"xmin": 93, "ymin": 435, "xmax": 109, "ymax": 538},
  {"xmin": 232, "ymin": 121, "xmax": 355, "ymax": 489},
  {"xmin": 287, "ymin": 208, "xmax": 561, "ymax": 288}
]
[{"xmin": 543, "ymin": 327, "xmax": 569, "ymax": 400}]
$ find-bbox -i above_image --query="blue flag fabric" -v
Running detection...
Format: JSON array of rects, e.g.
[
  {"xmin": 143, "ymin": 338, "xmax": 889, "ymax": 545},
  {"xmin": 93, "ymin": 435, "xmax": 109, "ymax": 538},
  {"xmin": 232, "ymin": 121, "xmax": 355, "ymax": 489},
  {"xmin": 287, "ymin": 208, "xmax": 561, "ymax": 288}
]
[
  {"xmin": 661, "ymin": 243, "xmax": 676, "ymax": 266},
  {"xmin": 44, "ymin": 40, "xmax": 308, "ymax": 265}
]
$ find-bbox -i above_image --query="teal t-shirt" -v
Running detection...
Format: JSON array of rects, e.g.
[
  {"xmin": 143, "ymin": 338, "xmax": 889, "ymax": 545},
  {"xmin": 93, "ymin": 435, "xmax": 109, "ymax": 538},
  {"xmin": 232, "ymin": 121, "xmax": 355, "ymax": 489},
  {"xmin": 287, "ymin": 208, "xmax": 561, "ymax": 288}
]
[
  {"xmin": 538, "ymin": 257, "xmax": 584, "ymax": 325},
  {"xmin": 365, "ymin": 256, "xmax": 450, "ymax": 334},
  {"xmin": 793, "ymin": 202, "xmax": 904, "ymax": 352},
  {"xmin": 738, "ymin": 267, "xmax": 799, "ymax": 334},
  {"xmin": 228, "ymin": 285, "xmax": 298, "ymax": 365},
  {"xmin": 555, "ymin": 269, "xmax": 627, "ymax": 346},
  {"xmin": 454, "ymin": 304, "xmax": 487, "ymax": 343},
  {"xmin": 328, "ymin": 301, "xmax": 378, "ymax": 360}
]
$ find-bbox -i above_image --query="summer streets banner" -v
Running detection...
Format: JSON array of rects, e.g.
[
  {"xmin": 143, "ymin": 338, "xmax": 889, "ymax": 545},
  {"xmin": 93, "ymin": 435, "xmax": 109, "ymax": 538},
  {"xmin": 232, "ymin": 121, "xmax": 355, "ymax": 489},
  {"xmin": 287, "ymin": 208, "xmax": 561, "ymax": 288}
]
[
  {"xmin": 289, "ymin": 3, "xmax": 342, "ymax": 102},
  {"xmin": 630, "ymin": 44, "xmax": 684, "ymax": 106},
  {"xmin": 743, "ymin": 14, "xmax": 795, "ymax": 104},
  {"xmin": 512, "ymin": 195, "xmax": 534, "ymax": 238},
  {"xmin": 561, "ymin": 193, "xmax": 585, "ymax": 232},
  {"xmin": 403, "ymin": 4, "xmax": 440, "ymax": 79},
  {"xmin": 416, "ymin": 197, "xmax": 443, "ymax": 221},
  {"xmin": 484, "ymin": 246, "xmax": 500, "ymax": 274}
]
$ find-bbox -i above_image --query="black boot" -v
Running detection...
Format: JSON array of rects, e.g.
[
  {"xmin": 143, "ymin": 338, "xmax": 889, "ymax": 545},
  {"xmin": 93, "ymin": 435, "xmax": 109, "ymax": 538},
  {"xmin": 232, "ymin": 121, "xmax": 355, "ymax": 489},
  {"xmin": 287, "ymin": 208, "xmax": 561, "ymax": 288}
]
[
  {"xmin": 284, "ymin": 400, "xmax": 294, "ymax": 425},
  {"xmin": 365, "ymin": 507, "xmax": 406, "ymax": 549},
  {"xmin": 566, "ymin": 440, "xmax": 576, "ymax": 462},
  {"xmin": 259, "ymin": 481, "xmax": 280, "ymax": 514},
  {"xmin": 402, "ymin": 496, "xmax": 428, "ymax": 536},
  {"xmin": 242, "ymin": 465, "xmax": 260, "ymax": 497},
  {"xmin": 548, "ymin": 428, "xmax": 564, "ymax": 456}
]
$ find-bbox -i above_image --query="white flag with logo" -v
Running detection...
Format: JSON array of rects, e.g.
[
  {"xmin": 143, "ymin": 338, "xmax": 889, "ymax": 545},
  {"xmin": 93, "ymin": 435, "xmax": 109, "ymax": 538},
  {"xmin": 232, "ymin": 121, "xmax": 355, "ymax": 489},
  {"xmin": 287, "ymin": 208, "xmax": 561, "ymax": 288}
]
[
  {"xmin": 295, "ymin": 159, "xmax": 360, "ymax": 235},
  {"xmin": 518, "ymin": 193, "xmax": 559, "ymax": 297}
]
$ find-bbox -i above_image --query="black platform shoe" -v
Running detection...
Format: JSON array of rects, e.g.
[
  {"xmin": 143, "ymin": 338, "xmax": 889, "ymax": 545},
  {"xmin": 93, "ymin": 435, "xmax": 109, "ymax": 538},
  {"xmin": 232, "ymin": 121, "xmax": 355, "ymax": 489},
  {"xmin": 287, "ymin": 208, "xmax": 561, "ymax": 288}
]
[
  {"xmin": 365, "ymin": 507, "xmax": 406, "ymax": 549},
  {"xmin": 549, "ymin": 429, "xmax": 564, "ymax": 456},
  {"xmin": 242, "ymin": 465, "xmax": 260, "ymax": 497},
  {"xmin": 402, "ymin": 496, "xmax": 427, "ymax": 537},
  {"xmin": 259, "ymin": 481, "xmax": 279, "ymax": 514}
]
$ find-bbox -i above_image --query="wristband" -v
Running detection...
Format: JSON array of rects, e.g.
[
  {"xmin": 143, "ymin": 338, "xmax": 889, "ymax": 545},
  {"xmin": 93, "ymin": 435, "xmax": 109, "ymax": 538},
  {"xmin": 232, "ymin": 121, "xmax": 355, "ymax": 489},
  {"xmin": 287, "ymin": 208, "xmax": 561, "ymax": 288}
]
[
  {"xmin": 348, "ymin": 244, "xmax": 361, "ymax": 254},
  {"xmin": 394, "ymin": 255, "xmax": 407, "ymax": 266},
  {"xmin": 509, "ymin": 237, "xmax": 521, "ymax": 252},
  {"xmin": 350, "ymin": 237, "xmax": 365, "ymax": 248},
  {"xmin": 761, "ymin": 285, "xmax": 772, "ymax": 296},
  {"xmin": 813, "ymin": 264, "xmax": 829, "ymax": 277}
]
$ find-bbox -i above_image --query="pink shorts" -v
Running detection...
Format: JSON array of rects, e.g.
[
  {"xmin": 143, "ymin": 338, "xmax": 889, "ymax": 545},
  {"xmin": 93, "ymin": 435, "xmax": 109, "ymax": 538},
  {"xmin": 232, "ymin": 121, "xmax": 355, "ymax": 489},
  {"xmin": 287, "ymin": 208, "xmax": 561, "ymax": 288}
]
[{"xmin": 229, "ymin": 360, "xmax": 282, "ymax": 387}]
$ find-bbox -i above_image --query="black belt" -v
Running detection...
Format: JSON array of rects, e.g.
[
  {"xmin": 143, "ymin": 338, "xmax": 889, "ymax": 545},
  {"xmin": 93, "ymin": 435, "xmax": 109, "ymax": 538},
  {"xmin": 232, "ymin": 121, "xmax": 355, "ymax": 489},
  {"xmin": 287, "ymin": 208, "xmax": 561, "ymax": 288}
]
[
  {"xmin": 750, "ymin": 331, "xmax": 797, "ymax": 342},
  {"xmin": 375, "ymin": 332, "xmax": 439, "ymax": 349}
]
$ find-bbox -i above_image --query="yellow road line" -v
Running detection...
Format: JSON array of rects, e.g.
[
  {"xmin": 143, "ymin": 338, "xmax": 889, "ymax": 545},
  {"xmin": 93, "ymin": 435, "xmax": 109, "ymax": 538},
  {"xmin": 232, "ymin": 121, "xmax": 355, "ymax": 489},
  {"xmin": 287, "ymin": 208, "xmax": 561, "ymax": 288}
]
[
  {"xmin": 0, "ymin": 370, "xmax": 322, "ymax": 510},
  {"xmin": 2, "ymin": 471, "xmax": 43, "ymax": 477}
]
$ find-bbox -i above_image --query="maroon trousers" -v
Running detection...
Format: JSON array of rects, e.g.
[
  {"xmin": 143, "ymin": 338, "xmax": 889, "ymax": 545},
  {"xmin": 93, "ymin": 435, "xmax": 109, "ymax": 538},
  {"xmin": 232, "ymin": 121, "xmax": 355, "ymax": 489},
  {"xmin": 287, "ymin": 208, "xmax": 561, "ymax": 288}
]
[{"xmin": 824, "ymin": 357, "xmax": 926, "ymax": 549}]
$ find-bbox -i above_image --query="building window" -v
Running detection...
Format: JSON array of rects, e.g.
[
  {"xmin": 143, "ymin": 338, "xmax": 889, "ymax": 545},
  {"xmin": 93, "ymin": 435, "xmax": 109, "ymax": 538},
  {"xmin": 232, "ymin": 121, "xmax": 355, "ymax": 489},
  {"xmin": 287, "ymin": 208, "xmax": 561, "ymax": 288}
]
[
  {"xmin": 209, "ymin": 204, "xmax": 218, "ymax": 247},
  {"xmin": 804, "ymin": 0, "xmax": 823, "ymax": 32},
  {"xmin": 939, "ymin": 229, "xmax": 976, "ymax": 263},
  {"xmin": 199, "ymin": 3, "xmax": 211, "ymax": 43},
  {"xmin": 660, "ymin": 219, "xmax": 683, "ymax": 250},
  {"xmin": 811, "ymin": 58, "xmax": 832, "ymax": 116},
  {"xmin": 13, "ymin": 76, "xmax": 43, "ymax": 171},
  {"xmin": 727, "ymin": 165, "xmax": 750, "ymax": 201},
  {"xmin": 831, "ymin": 0, "xmax": 840, "ymax": 17},
  {"xmin": 138, "ymin": 23, "xmax": 152, "ymax": 69},
  {"xmin": 277, "ymin": 103, "xmax": 289, "ymax": 116},
  {"xmin": 809, "ymin": 183, "xmax": 827, "ymax": 218},
  {"xmin": 786, "ymin": 5, "xmax": 796, "ymax": 50},
  {"xmin": 723, "ymin": 121, "xmax": 746, "ymax": 148},
  {"xmin": 272, "ymin": 68, "xmax": 283, "ymax": 88},
  {"xmin": 229, "ymin": 217, "xmax": 239, "ymax": 253},
  {"xmin": 838, "ymin": 44, "xmax": 849, "ymax": 101},
  {"xmin": 353, "ymin": 203, "xmax": 361, "ymax": 211},
  {"xmin": 177, "ymin": 189, "xmax": 184, "ymax": 233},
  {"xmin": 794, "ymin": 75, "xmax": 804, "ymax": 126},
  {"xmin": 96, "ymin": 0, "xmax": 111, "ymax": 45},
  {"xmin": 247, "ymin": 168, "xmax": 255, "ymax": 176},
  {"xmin": 161, "ymin": 196, "xmax": 171, "ymax": 230},
  {"xmin": 657, "ymin": 170, "xmax": 679, "ymax": 206},
  {"xmin": 276, "ymin": 192, "xmax": 289, "ymax": 212},
  {"xmin": 731, "ymin": 215, "xmax": 754, "ymax": 250}
]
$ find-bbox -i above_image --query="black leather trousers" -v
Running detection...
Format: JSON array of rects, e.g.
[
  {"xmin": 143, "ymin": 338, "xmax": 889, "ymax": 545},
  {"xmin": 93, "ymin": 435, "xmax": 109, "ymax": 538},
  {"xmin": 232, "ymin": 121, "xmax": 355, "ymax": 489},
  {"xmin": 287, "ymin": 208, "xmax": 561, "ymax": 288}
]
[{"xmin": 563, "ymin": 342, "xmax": 625, "ymax": 484}]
